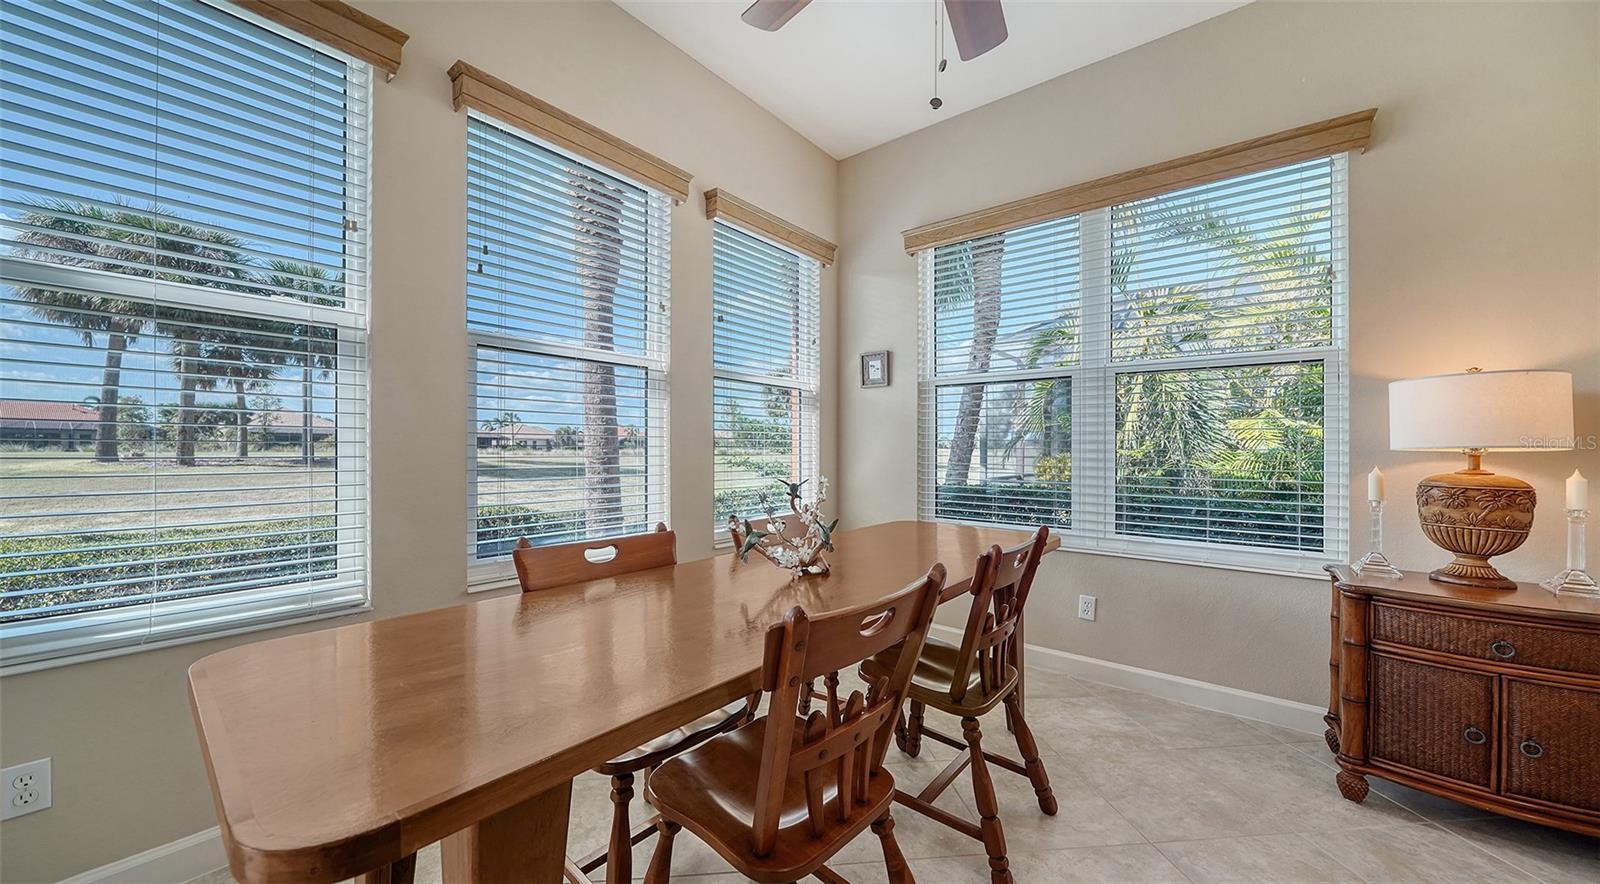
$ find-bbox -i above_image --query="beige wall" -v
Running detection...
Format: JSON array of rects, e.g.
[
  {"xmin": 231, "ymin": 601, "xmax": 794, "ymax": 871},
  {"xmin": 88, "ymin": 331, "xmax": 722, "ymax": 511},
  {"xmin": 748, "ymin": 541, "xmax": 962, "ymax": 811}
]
[
  {"xmin": 837, "ymin": 0, "xmax": 1600, "ymax": 704},
  {"xmin": 5, "ymin": 2, "xmax": 1599, "ymax": 880},
  {"xmin": 0, "ymin": 2, "xmax": 837, "ymax": 881}
]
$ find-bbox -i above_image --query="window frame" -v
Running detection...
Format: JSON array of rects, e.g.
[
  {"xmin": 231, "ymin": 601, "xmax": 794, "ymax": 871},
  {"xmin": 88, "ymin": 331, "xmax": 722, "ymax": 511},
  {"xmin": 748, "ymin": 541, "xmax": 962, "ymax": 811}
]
[
  {"xmin": 918, "ymin": 156, "xmax": 1349, "ymax": 579},
  {"xmin": 0, "ymin": 0, "xmax": 374, "ymax": 674},
  {"xmin": 463, "ymin": 111, "xmax": 672, "ymax": 590},
  {"xmin": 710, "ymin": 219, "xmax": 822, "ymax": 544}
]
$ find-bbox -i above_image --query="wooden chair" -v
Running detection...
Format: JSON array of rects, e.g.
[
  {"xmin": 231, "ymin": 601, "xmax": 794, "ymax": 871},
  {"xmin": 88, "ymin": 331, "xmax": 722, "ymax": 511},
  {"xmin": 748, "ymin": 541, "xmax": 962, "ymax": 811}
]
[
  {"xmin": 642, "ymin": 564, "xmax": 948, "ymax": 883},
  {"xmin": 513, "ymin": 523, "xmax": 757, "ymax": 884},
  {"xmin": 861, "ymin": 527, "xmax": 1053, "ymax": 884}
]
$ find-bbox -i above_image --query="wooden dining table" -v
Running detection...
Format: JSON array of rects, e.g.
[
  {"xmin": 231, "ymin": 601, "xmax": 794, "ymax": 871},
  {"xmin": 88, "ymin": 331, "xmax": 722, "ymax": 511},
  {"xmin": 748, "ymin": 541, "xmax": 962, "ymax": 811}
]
[{"xmin": 188, "ymin": 520, "xmax": 1055, "ymax": 884}]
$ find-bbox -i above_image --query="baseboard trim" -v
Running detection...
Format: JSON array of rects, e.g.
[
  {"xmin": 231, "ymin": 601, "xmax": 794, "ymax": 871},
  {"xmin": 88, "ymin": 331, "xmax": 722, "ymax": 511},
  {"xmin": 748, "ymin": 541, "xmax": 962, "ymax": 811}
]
[
  {"xmin": 58, "ymin": 826, "xmax": 225, "ymax": 884},
  {"xmin": 930, "ymin": 623, "xmax": 1325, "ymax": 736}
]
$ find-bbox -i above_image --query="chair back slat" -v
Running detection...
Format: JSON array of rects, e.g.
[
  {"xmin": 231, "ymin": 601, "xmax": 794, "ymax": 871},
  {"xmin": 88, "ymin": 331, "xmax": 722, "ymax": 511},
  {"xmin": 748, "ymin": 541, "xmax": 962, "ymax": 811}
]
[
  {"xmin": 511, "ymin": 523, "xmax": 675, "ymax": 592},
  {"xmin": 949, "ymin": 527, "xmax": 1049, "ymax": 705},
  {"xmin": 749, "ymin": 564, "xmax": 945, "ymax": 857}
]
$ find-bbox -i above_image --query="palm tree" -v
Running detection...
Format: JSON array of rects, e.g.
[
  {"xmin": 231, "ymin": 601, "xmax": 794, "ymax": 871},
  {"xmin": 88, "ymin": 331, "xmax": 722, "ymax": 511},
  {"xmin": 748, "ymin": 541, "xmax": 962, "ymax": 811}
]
[
  {"xmin": 11, "ymin": 201, "xmax": 157, "ymax": 462},
  {"xmin": 941, "ymin": 232, "xmax": 1004, "ymax": 485},
  {"xmin": 204, "ymin": 331, "xmax": 287, "ymax": 459},
  {"xmin": 10, "ymin": 200, "xmax": 253, "ymax": 466},
  {"xmin": 264, "ymin": 261, "xmax": 342, "ymax": 462},
  {"xmin": 569, "ymin": 168, "xmax": 626, "ymax": 534}
]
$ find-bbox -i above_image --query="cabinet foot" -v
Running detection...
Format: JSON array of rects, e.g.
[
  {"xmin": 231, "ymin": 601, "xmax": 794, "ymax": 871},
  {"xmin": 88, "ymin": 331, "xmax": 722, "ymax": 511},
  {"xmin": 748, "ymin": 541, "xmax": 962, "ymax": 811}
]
[
  {"xmin": 1336, "ymin": 770, "xmax": 1368, "ymax": 803},
  {"xmin": 1323, "ymin": 727, "xmax": 1339, "ymax": 754}
]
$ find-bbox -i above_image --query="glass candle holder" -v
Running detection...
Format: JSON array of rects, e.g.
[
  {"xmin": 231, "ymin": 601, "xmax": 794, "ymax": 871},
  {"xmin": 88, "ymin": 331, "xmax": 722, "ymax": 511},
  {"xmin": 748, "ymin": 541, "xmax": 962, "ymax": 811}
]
[
  {"xmin": 1542, "ymin": 509, "xmax": 1598, "ymax": 597},
  {"xmin": 1354, "ymin": 500, "xmax": 1403, "ymax": 578}
]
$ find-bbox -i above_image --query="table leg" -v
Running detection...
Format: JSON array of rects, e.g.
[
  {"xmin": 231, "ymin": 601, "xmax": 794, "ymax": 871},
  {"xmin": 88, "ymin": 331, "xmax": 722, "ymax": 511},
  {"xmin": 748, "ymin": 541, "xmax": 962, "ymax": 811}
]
[{"xmin": 443, "ymin": 779, "xmax": 573, "ymax": 884}]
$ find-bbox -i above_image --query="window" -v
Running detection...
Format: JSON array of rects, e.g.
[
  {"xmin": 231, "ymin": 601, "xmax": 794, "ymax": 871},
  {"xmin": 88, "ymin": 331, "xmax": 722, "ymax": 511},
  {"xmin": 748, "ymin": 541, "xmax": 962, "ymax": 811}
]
[
  {"xmin": 711, "ymin": 221, "xmax": 820, "ymax": 535},
  {"xmin": 920, "ymin": 156, "xmax": 1348, "ymax": 573},
  {"xmin": 466, "ymin": 114, "xmax": 670, "ymax": 583},
  {"xmin": 0, "ymin": 0, "xmax": 372, "ymax": 668}
]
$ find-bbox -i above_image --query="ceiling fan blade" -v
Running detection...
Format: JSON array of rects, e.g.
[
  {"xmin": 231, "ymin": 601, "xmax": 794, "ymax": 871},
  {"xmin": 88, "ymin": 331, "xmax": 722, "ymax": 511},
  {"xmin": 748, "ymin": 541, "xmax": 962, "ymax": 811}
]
[
  {"xmin": 741, "ymin": 0, "xmax": 814, "ymax": 31},
  {"xmin": 944, "ymin": 0, "xmax": 1008, "ymax": 61}
]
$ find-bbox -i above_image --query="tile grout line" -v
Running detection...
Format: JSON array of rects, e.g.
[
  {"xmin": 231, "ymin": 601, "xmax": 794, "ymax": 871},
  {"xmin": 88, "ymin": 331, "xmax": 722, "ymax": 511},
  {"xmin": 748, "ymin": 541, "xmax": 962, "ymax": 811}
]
[{"xmin": 1425, "ymin": 820, "xmax": 1556, "ymax": 883}]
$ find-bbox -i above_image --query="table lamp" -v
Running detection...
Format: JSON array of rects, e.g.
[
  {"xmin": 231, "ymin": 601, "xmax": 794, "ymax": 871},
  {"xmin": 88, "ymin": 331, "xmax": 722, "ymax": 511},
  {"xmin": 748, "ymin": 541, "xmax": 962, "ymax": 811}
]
[{"xmin": 1389, "ymin": 368, "xmax": 1574, "ymax": 589}]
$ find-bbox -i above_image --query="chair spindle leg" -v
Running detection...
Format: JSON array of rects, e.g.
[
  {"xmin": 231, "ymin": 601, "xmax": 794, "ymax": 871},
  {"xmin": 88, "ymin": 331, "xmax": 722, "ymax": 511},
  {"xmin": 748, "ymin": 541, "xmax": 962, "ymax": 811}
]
[
  {"xmin": 872, "ymin": 811, "xmax": 913, "ymax": 884},
  {"xmin": 607, "ymin": 772, "xmax": 634, "ymax": 883},
  {"xmin": 1003, "ymin": 692, "xmax": 1056, "ymax": 815},
  {"xmin": 644, "ymin": 819, "xmax": 680, "ymax": 883},
  {"xmin": 904, "ymin": 700, "xmax": 925, "ymax": 757},
  {"xmin": 963, "ymin": 716, "xmax": 1012, "ymax": 884}
]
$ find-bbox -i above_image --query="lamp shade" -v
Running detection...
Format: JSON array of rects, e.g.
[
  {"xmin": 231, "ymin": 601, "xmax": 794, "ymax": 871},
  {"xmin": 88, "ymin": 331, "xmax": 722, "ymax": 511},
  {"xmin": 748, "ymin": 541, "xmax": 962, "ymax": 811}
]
[{"xmin": 1389, "ymin": 369, "xmax": 1573, "ymax": 451}]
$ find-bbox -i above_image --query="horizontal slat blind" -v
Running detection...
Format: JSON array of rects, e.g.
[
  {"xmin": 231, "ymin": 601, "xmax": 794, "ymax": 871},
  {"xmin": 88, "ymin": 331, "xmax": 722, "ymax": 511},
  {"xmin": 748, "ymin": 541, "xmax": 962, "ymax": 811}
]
[
  {"xmin": 919, "ymin": 155, "xmax": 1348, "ymax": 573},
  {"xmin": 712, "ymin": 221, "xmax": 819, "ymax": 531},
  {"xmin": 919, "ymin": 213, "xmax": 1078, "ymax": 530},
  {"xmin": 1110, "ymin": 159, "xmax": 1336, "ymax": 362},
  {"xmin": 0, "ymin": 0, "xmax": 371, "ymax": 668},
  {"xmin": 929, "ymin": 216, "xmax": 1080, "ymax": 378},
  {"xmin": 467, "ymin": 113, "xmax": 670, "ymax": 575}
]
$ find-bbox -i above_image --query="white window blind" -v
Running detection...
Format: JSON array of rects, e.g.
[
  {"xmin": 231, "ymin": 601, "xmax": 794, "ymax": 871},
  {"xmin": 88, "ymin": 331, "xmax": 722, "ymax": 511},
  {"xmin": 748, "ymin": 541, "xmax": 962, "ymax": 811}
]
[
  {"xmin": 920, "ymin": 155, "xmax": 1348, "ymax": 575},
  {"xmin": 711, "ymin": 221, "xmax": 820, "ymax": 535},
  {"xmin": 0, "ymin": 0, "xmax": 372, "ymax": 669},
  {"xmin": 466, "ymin": 113, "xmax": 670, "ymax": 584}
]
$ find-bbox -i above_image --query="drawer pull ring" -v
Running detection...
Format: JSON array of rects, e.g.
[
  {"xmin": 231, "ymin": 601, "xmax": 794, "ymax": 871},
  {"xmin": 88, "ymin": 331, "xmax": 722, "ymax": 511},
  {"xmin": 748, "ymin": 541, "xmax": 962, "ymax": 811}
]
[
  {"xmin": 1489, "ymin": 640, "xmax": 1516, "ymax": 659},
  {"xmin": 1518, "ymin": 739, "xmax": 1544, "ymax": 759},
  {"xmin": 1462, "ymin": 726, "xmax": 1487, "ymax": 745}
]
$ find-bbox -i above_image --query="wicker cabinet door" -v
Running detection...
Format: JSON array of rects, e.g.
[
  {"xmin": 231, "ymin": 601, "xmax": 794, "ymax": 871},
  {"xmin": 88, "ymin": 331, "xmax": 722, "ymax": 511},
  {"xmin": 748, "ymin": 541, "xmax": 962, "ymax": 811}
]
[
  {"xmin": 1503, "ymin": 680, "xmax": 1600, "ymax": 812},
  {"xmin": 1369, "ymin": 654, "xmax": 1495, "ymax": 789}
]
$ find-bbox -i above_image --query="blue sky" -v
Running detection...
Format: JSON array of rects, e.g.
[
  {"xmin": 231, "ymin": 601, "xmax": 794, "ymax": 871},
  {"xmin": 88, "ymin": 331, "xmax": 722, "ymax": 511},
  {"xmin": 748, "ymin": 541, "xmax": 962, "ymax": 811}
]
[{"xmin": 2, "ymin": 0, "xmax": 357, "ymax": 418}]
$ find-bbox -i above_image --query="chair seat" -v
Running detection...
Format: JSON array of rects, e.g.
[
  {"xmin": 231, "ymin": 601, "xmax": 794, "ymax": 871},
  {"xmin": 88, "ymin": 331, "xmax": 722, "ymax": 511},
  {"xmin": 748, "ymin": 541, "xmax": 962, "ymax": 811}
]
[
  {"xmin": 596, "ymin": 700, "xmax": 750, "ymax": 775},
  {"xmin": 645, "ymin": 717, "xmax": 897, "ymax": 883},
  {"xmin": 861, "ymin": 635, "xmax": 1015, "ymax": 714}
]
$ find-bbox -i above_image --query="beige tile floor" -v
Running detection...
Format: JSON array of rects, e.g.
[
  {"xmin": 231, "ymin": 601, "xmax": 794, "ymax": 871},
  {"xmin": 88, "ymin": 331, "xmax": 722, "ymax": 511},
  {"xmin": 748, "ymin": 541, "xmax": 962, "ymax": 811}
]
[{"xmin": 189, "ymin": 668, "xmax": 1600, "ymax": 883}]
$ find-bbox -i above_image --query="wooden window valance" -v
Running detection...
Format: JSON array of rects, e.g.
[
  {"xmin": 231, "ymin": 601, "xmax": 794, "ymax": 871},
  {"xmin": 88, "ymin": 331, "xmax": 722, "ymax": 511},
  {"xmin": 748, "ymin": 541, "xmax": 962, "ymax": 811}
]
[
  {"xmin": 448, "ymin": 61, "xmax": 693, "ymax": 204},
  {"xmin": 703, "ymin": 189, "xmax": 837, "ymax": 267},
  {"xmin": 233, "ymin": 1, "xmax": 408, "ymax": 78},
  {"xmin": 901, "ymin": 108, "xmax": 1376, "ymax": 253}
]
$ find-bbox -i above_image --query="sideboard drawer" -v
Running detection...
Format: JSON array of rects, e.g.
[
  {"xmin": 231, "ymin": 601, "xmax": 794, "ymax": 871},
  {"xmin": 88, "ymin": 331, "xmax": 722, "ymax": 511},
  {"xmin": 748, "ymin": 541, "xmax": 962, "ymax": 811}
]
[
  {"xmin": 1372, "ymin": 603, "xmax": 1600, "ymax": 676},
  {"xmin": 1369, "ymin": 654, "xmax": 1495, "ymax": 789},
  {"xmin": 1503, "ymin": 680, "xmax": 1600, "ymax": 812}
]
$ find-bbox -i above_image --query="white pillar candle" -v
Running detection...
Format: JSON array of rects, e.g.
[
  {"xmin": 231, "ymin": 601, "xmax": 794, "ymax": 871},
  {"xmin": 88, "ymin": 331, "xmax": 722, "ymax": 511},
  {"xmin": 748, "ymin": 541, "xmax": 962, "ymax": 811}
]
[
  {"xmin": 1567, "ymin": 469, "xmax": 1589, "ymax": 512},
  {"xmin": 1368, "ymin": 467, "xmax": 1385, "ymax": 503}
]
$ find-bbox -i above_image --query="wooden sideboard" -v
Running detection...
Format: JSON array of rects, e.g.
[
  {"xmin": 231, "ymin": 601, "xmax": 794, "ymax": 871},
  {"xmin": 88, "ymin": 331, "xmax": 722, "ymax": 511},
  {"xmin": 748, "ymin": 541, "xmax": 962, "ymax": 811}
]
[{"xmin": 1324, "ymin": 564, "xmax": 1600, "ymax": 836}]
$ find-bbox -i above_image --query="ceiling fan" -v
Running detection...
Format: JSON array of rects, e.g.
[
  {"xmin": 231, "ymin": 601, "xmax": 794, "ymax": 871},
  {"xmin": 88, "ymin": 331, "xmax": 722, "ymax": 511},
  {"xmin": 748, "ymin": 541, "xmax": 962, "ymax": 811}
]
[{"xmin": 741, "ymin": 0, "xmax": 1009, "ymax": 62}]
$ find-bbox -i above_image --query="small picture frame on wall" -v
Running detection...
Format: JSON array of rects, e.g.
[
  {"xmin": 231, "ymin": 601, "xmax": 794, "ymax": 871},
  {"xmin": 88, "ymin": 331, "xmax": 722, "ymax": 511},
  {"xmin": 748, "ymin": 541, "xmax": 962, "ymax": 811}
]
[{"xmin": 860, "ymin": 350, "xmax": 890, "ymax": 388}]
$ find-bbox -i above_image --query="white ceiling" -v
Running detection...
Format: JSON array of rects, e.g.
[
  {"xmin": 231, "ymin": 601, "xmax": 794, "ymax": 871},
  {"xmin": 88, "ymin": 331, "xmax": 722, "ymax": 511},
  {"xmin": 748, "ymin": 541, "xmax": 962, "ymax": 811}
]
[{"xmin": 615, "ymin": 1, "xmax": 1248, "ymax": 159}]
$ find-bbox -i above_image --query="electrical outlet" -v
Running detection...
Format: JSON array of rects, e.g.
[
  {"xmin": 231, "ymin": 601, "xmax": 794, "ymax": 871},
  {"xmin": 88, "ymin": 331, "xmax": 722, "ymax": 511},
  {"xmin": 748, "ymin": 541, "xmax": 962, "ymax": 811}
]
[
  {"xmin": 3, "ymin": 758, "xmax": 51, "ymax": 821},
  {"xmin": 1077, "ymin": 594, "xmax": 1097, "ymax": 621}
]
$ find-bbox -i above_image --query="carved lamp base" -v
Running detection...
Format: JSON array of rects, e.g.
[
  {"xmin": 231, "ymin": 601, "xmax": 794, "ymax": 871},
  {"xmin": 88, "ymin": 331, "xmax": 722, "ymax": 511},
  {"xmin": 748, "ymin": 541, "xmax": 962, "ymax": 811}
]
[{"xmin": 1416, "ymin": 455, "xmax": 1534, "ymax": 591}]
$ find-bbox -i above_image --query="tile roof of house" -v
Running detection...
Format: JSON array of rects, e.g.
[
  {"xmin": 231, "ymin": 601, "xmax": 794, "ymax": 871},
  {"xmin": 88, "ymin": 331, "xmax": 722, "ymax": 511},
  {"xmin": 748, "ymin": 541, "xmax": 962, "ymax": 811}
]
[
  {"xmin": 0, "ymin": 400, "xmax": 337, "ymax": 431},
  {"xmin": 0, "ymin": 399, "xmax": 99, "ymax": 428}
]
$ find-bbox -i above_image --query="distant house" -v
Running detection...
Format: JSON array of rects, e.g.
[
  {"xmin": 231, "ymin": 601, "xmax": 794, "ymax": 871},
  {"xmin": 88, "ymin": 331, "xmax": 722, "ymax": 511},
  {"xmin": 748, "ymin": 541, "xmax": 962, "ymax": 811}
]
[
  {"xmin": 0, "ymin": 400, "xmax": 98, "ymax": 449},
  {"xmin": 252, "ymin": 411, "xmax": 338, "ymax": 445},
  {"xmin": 476, "ymin": 422, "xmax": 556, "ymax": 449}
]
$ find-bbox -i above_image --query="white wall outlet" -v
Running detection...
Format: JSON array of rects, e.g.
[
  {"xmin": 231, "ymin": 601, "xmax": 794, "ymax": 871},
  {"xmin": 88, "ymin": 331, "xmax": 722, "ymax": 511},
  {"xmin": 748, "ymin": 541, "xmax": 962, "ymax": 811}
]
[
  {"xmin": 3, "ymin": 758, "xmax": 52, "ymax": 821},
  {"xmin": 1077, "ymin": 594, "xmax": 1097, "ymax": 621}
]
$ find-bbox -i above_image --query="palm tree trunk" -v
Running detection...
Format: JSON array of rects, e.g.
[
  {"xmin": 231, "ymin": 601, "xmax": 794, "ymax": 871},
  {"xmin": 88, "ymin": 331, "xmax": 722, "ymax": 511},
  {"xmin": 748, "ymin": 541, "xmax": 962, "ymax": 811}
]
[
  {"xmin": 944, "ymin": 239, "xmax": 1004, "ymax": 485},
  {"xmin": 572, "ymin": 171, "xmax": 624, "ymax": 534},
  {"xmin": 234, "ymin": 379, "xmax": 250, "ymax": 459},
  {"xmin": 95, "ymin": 333, "xmax": 127, "ymax": 463},
  {"xmin": 176, "ymin": 340, "xmax": 199, "ymax": 467}
]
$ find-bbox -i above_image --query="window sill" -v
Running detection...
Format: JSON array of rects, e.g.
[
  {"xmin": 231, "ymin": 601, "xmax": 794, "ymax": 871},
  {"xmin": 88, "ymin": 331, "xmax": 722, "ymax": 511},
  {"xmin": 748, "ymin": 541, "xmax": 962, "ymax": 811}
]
[
  {"xmin": 1, "ymin": 600, "xmax": 371, "ymax": 678},
  {"xmin": 1049, "ymin": 536, "xmax": 1336, "ymax": 582},
  {"xmin": 927, "ymin": 518, "xmax": 1339, "ymax": 582}
]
